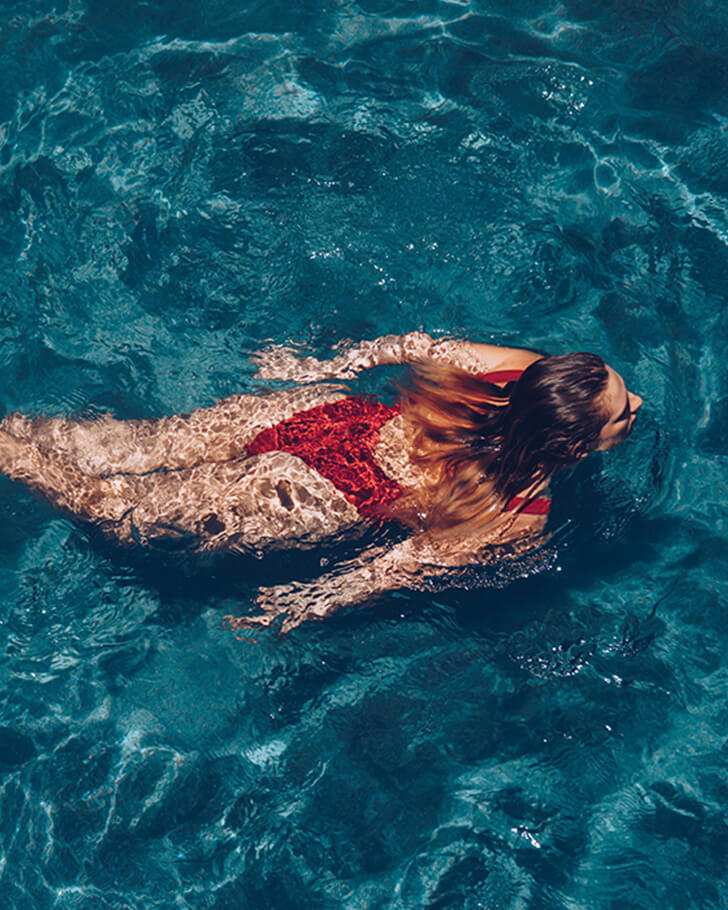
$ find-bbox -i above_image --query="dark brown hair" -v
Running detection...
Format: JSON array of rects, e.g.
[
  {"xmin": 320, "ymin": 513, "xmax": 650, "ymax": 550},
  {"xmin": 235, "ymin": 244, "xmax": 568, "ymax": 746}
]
[{"xmin": 391, "ymin": 352, "xmax": 609, "ymax": 536}]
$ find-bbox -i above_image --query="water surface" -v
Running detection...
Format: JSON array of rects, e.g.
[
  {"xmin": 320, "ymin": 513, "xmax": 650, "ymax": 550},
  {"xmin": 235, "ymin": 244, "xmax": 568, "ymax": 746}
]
[{"xmin": 0, "ymin": 1, "xmax": 727, "ymax": 907}]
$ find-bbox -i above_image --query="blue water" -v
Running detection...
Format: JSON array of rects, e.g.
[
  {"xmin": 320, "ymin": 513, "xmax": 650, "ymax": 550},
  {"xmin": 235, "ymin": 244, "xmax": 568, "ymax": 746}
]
[{"xmin": 1, "ymin": 1, "xmax": 727, "ymax": 907}]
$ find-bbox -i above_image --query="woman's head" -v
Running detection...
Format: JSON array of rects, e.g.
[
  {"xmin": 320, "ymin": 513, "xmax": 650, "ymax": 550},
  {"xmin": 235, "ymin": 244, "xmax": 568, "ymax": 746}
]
[
  {"xmin": 489, "ymin": 352, "xmax": 606, "ymax": 502},
  {"xmin": 493, "ymin": 352, "xmax": 642, "ymax": 496},
  {"xmin": 593, "ymin": 362, "xmax": 643, "ymax": 451},
  {"xmin": 395, "ymin": 349, "xmax": 642, "ymax": 534}
]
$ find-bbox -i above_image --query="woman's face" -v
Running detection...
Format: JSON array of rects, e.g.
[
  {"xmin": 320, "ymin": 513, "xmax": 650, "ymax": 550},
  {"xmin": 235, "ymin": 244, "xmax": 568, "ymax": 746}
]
[{"xmin": 594, "ymin": 364, "xmax": 643, "ymax": 451}]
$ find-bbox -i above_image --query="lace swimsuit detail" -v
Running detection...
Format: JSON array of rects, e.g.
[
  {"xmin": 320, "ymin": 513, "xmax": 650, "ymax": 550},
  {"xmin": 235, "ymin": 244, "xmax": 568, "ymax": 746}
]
[
  {"xmin": 246, "ymin": 369, "xmax": 551, "ymax": 519},
  {"xmin": 246, "ymin": 396, "xmax": 402, "ymax": 517}
]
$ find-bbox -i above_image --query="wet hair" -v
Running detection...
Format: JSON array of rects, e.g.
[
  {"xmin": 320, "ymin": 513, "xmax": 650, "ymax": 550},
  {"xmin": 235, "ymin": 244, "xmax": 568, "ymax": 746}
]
[{"xmin": 390, "ymin": 352, "xmax": 609, "ymax": 536}]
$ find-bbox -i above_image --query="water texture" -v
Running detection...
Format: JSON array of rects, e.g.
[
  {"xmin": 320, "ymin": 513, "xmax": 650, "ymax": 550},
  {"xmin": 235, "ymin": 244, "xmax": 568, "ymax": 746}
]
[{"xmin": 0, "ymin": 1, "xmax": 727, "ymax": 907}]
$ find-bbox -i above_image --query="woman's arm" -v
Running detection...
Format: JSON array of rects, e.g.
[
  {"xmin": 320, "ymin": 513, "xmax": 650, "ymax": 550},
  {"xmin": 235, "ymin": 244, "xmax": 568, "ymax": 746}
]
[
  {"xmin": 225, "ymin": 538, "xmax": 428, "ymax": 634},
  {"xmin": 251, "ymin": 334, "xmax": 544, "ymax": 382},
  {"xmin": 224, "ymin": 513, "xmax": 548, "ymax": 635}
]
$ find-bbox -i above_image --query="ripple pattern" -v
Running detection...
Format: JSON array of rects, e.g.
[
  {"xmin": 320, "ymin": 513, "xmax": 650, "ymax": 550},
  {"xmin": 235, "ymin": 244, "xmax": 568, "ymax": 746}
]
[{"xmin": 0, "ymin": 1, "xmax": 727, "ymax": 908}]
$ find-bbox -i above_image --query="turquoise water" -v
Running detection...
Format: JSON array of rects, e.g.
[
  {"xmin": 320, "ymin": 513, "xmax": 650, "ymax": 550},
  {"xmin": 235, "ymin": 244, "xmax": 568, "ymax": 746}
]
[{"xmin": 1, "ymin": 1, "xmax": 727, "ymax": 907}]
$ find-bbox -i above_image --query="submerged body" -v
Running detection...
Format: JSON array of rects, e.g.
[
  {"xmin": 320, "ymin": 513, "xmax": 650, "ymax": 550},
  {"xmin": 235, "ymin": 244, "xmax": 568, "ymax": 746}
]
[
  {"xmin": 2, "ymin": 383, "xmax": 366, "ymax": 553},
  {"xmin": 0, "ymin": 334, "xmax": 642, "ymax": 629},
  {"xmin": 0, "ymin": 339, "xmax": 548, "ymax": 551}
]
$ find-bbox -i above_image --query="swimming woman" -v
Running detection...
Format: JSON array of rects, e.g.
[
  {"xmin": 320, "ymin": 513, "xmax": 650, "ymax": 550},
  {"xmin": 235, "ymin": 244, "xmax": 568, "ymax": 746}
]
[{"xmin": 0, "ymin": 333, "xmax": 642, "ymax": 631}]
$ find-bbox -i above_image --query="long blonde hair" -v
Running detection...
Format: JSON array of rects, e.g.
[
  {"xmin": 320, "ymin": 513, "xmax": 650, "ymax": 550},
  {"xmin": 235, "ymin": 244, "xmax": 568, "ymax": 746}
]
[{"xmin": 386, "ymin": 352, "xmax": 609, "ymax": 537}]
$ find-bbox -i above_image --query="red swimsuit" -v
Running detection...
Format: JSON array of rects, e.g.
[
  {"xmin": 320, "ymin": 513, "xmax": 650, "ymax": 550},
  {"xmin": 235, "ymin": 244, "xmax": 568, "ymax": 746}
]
[{"xmin": 246, "ymin": 369, "xmax": 551, "ymax": 519}]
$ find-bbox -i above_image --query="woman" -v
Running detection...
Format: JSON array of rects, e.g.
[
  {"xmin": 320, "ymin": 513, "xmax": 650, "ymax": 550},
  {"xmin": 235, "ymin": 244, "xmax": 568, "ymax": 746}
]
[{"xmin": 0, "ymin": 333, "xmax": 642, "ymax": 631}]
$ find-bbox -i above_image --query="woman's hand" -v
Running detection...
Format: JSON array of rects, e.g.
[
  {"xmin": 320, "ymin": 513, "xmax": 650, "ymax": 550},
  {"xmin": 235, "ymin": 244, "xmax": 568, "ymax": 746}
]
[
  {"xmin": 250, "ymin": 345, "xmax": 358, "ymax": 382},
  {"xmin": 222, "ymin": 538, "xmax": 429, "ymax": 636},
  {"xmin": 249, "ymin": 332, "xmax": 437, "ymax": 383},
  {"xmin": 223, "ymin": 579, "xmax": 340, "ymax": 635}
]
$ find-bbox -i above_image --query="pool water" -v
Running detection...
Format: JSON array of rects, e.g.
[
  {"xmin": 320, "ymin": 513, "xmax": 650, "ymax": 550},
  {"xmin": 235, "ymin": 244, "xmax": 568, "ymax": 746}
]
[{"xmin": 1, "ymin": 1, "xmax": 727, "ymax": 907}]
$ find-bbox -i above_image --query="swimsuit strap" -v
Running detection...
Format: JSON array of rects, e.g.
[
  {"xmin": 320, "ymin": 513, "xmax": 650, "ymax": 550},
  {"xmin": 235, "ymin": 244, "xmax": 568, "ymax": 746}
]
[
  {"xmin": 478, "ymin": 369, "xmax": 525, "ymax": 383},
  {"xmin": 505, "ymin": 495, "xmax": 551, "ymax": 515}
]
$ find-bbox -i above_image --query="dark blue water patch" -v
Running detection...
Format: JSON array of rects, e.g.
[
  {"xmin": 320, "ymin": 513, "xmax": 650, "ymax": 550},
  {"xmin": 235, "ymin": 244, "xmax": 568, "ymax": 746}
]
[
  {"xmin": 0, "ymin": 725, "xmax": 36, "ymax": 767},
  {"xmin": 57, "ymin": 0, "xmax": 312, "ymax": 58},
  {"xmin": 629, "ymin": 44, "xmax": 728, "ymax": 117},
  {"xmin": 698, "ymin": 397, "xmax": 728, "ymax": 456}
]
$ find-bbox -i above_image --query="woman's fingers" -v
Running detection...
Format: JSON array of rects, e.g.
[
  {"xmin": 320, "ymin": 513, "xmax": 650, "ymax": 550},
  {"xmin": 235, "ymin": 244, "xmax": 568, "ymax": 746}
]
[
  {"xmin": 249, "ymin": 345, "xmax": 356, "ymax": 381},
  {"xmin": 222, "ymin": 612, "xmax": 279, "ymax": 631},
  {"xmin": 223, "ymin": 577, "xmax": 333, "ymax": 636},
  {"xmin": 280, "ymin": 611, "xmax": 310, "ymax": 634},
  {"xmin": 221, "ymin": 582, "xmax": 298, "ymax": 634},
  {"xmin": 256, "ymin": 583, "xmax": 296, "ymax": 610},
  {"xmin": 249, "ymin": 346, "xmax": 313, "ymax": 380}
]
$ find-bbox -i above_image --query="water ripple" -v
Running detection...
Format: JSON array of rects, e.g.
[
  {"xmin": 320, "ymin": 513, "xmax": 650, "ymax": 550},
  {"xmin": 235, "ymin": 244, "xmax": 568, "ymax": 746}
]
[{"xmin": 0, "ymin": 0, "xmax": 726, "ymax": 907}]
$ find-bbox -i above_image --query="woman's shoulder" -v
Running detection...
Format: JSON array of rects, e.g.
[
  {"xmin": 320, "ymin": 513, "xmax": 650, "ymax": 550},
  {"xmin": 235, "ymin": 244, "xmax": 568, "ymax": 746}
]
[
  {"xmin": 459, "ymin": 342, "xmax": 546, "ymax": 375},
  {"xmin": 428, "ymin": 339, "xmax": 546, "ymax": 377}
]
